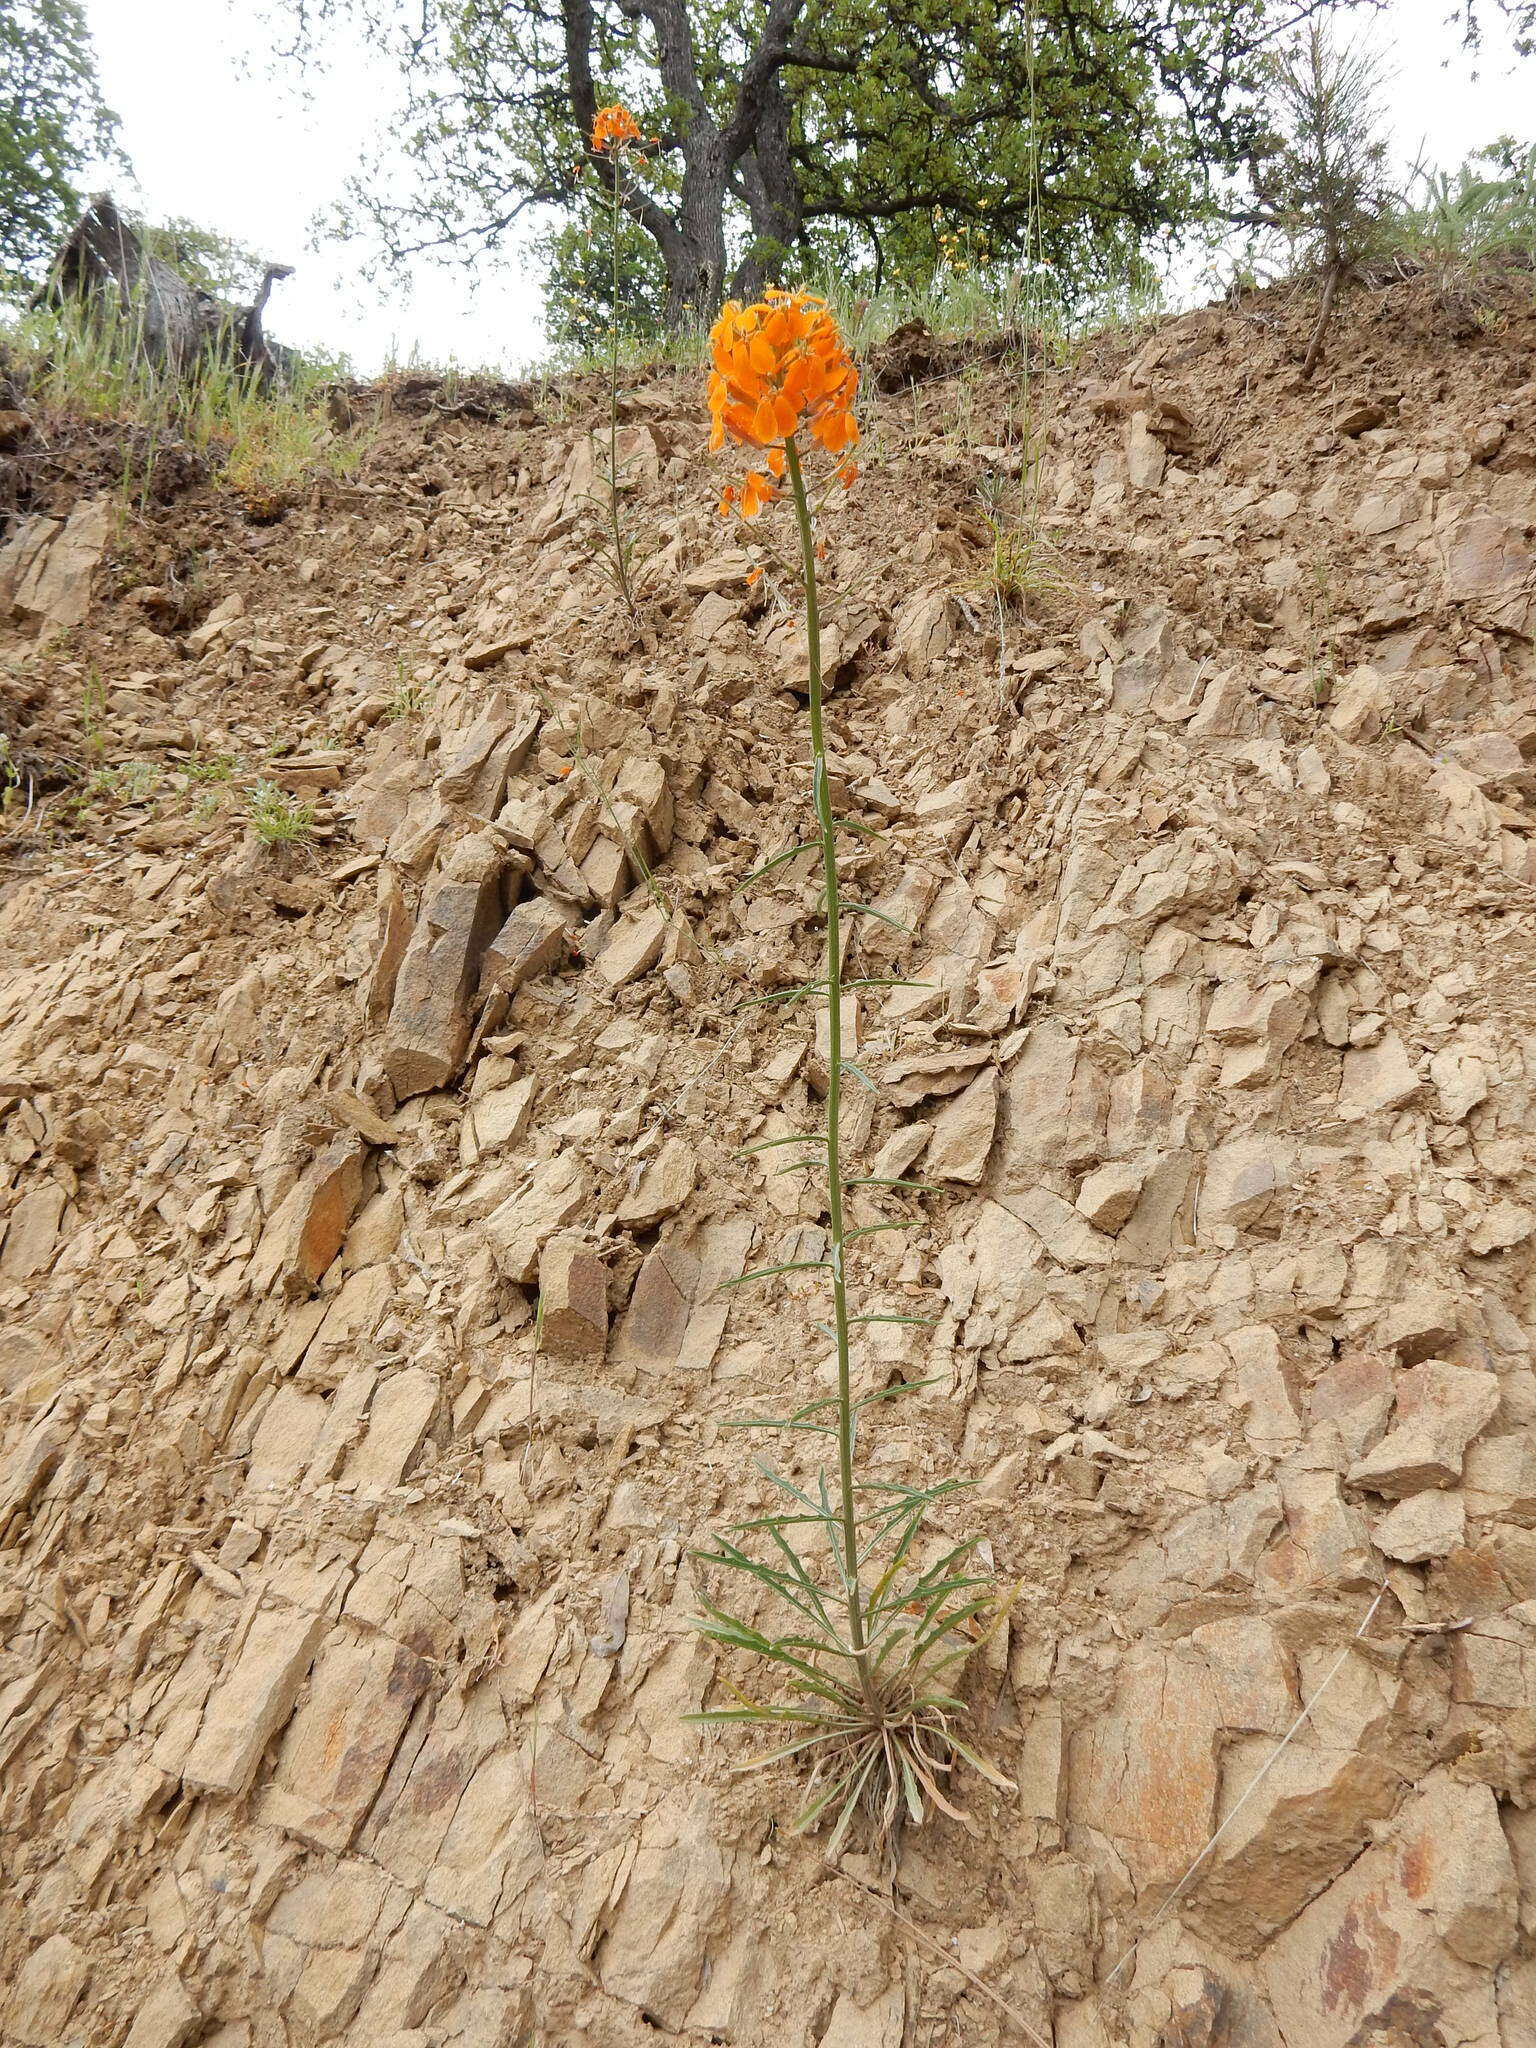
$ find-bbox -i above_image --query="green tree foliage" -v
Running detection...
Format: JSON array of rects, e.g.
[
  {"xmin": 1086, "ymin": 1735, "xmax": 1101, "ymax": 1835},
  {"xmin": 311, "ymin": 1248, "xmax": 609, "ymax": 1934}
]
[
  {"xmin": 1250, "ymin": 23, "xmax": 1400, "ymax": 376},
  {"xmin": 539, "ymin": 203, "xmax": 669, "ymax": 358},
  {"xmin": 1464, "ymin": 0, "xmax": 1535, "ymax": 56},
  {"xmin": 1248, "ymin": 24, "xmax": 1398, "ymax": 279},
  {"xmin": 272, "ymin": 0, "xmax": 1341, "ymax": 329},
  {"xmin": 0, "ymin": 0, "xmax": 120, "ymax": 288}
]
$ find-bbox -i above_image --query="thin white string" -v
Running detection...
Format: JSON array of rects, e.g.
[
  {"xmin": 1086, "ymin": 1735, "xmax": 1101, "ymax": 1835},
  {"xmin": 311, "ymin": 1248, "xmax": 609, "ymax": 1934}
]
[
  {"xmin": 836, "ymin": 1869, "xmax": 1055, "ymax": 2048},
  {"xmin": 1102, "ymin": 1577, "xmax": 1391, "ymax": 1989}
]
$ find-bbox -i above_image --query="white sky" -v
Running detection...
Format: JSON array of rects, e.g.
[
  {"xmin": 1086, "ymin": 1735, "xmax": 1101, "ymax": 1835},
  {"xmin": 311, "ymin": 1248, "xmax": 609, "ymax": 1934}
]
[{"xmin": 81, "ymin": 0, "xmax": 1533, "ymax": 375}]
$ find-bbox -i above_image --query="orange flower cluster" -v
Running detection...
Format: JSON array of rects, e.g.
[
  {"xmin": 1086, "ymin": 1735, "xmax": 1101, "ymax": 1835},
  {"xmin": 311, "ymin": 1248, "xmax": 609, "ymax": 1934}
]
[
  {"xmin": 591, "ymin": 104, "xmax": 642, "ymax": 152},
  {"xmin": 708, "ymin": 290, "xmax": 858, "ymax": 518}
]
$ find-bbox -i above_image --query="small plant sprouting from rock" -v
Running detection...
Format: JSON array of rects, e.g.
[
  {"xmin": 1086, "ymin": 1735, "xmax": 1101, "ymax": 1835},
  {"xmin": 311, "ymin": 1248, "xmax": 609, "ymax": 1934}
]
[
  {"xmin": 387, "ymin": 661, "xmax": 435, "ymax": 721},
  {"xmin": 689, "ymin": 289, "xmax": 1011, "ymax": 1854},
  {"xmin": 0, "ymin": 736, "xmax": 23, "ymax": 817},
  {"xmin": 247, "ymin": 779, "xmax": 316, "ymax": 847},
  {"xmin": 1250, "ymin": 23, "xmax": 1397, "ymax": 379}
]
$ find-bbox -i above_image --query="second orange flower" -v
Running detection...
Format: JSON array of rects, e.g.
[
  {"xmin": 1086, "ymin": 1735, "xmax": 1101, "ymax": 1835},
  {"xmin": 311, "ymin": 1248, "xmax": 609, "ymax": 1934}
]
[{"xmin": 591, "ymin": 103, "xmax": 642, "ymax": 153}]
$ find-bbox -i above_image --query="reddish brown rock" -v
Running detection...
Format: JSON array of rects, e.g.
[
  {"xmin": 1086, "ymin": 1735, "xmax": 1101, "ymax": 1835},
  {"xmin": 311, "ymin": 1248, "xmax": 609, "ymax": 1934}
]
[
  {"xmin": 281, "ymin": 1132, "xmax": 367, "ymax": 1300},
  {"xmin": 538, "ymin": 1235, "xmax": 609, "ymax": 1359},
  {"xmin": 383, "ymin": 838, "xmax": 506, "ymax": 1097},
  {"xmin": 1262, "ymin": 1776, "xmax": 1517, "ymax": 2047}
]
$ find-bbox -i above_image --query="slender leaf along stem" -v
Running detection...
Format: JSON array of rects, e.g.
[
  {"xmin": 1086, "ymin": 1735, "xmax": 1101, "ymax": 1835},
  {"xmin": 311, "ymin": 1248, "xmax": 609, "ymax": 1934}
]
[{"xmin": 784, "ymin": 433, "xmax": 872, "ymax": 1701}]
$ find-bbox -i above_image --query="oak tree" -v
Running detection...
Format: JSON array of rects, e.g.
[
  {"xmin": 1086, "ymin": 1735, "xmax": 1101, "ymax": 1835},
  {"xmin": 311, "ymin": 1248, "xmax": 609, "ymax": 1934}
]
[
  {"xmin": 0, "ymin": 0, "xmax": 120, "ymax": 288},
  {"xmin": 276, "ymin": 0, "xmax": 1345, "ymax": 327}
]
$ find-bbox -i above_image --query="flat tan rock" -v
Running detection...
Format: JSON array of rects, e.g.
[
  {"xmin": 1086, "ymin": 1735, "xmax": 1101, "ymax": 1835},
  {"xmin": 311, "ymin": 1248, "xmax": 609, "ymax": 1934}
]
[
  {"xmin": 1348, "ymin": 1360, "xmax": 1500, "ymax": 1497},
  {"xmin": 2, "ymin": 1934, "xmax": 90, "ymax": 2046},
  {"xmin": 617, "ymin": 1135, "xmax": 697, "ymax": 1229},
  {"xmin": 923, "ymin": 1067, "xmax": 997, "ymax": 1184},
  {"xmin": 258, "ymin": 1634, "xmax": 432, "ymax": 1851},
  {"xmin": 595, "ymin": 905, "xmax": 667, "ymax": 988},
  {"xmin": 481, "ymin": 895, "xmax": 571, "ymax": 995},
  {"xmin": 1374, "ymin": 1488, "xmax": 1466, "ymax": 1560},
  {"xmin": 120, "ymin": 1978, "xmax": 202, "ymax": 2048},
  {"xmin": 181, "ymin": 1602, "xmax": 330, "ymax": 1799}
]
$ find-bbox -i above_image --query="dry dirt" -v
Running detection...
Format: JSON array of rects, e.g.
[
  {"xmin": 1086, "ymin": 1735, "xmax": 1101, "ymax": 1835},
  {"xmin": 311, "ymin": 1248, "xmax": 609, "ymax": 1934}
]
[{"xmin": 2, "ymin": 264, "xmax": 1536, "ymax": 2048}]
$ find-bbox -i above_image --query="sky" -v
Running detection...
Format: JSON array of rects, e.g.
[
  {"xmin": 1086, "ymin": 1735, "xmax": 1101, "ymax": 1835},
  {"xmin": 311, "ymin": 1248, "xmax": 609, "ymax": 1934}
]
[{"xmin": 80, "ymin": 0, "xmax": 1534, "ymax": 376}]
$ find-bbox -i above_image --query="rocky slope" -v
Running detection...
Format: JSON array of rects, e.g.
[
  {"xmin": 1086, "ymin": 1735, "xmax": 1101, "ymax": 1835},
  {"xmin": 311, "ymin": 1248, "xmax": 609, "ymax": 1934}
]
[{"xmin": 2, "ymin": 263, "xmax": 1536, "ymax": 2048}]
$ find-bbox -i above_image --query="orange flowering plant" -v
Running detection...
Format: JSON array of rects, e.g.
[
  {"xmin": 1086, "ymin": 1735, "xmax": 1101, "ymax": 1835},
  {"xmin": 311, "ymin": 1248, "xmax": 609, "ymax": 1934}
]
[
  {"xmin": 586, "ymin": 100, "xmax": 651, "ymax": 617},
  {"xmin": 707, "ymin": 289, "xmax": 858, "ymax": 520},
  {"xmin": 590, "ymin": 103, "xmax": 642, "ymax": 153},
  {"xmin": 689, "ymin": 292, "xmax": 1009, "ymax": 1851}
]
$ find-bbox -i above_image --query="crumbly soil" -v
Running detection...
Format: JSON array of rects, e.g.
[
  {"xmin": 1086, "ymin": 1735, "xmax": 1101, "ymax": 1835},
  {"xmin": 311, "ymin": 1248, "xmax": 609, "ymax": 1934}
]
[{"xmin": 2, "ymin": 263, "xmax": 1536, "ymax": 2048}]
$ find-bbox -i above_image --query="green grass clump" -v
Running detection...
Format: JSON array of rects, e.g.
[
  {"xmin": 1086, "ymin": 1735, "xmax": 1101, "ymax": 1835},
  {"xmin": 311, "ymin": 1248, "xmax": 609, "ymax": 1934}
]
[
  {"xmin": 247, "ymin": 779, "xmax": 316, "ymax": 847},
  {"xmin": 0, "ymin": 294, "xmax": 370, "ymax": 504},
  {"xmin": 1386, "ymin": 143, "xmax": 1536, "ymax": 269}
]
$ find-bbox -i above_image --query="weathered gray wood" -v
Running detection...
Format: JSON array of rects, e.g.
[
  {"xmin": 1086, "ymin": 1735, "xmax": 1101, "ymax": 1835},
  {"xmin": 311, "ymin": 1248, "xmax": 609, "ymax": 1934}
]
[{"xmin": 43, "ymin": 195, "xmax": 298, "ymax": 385}]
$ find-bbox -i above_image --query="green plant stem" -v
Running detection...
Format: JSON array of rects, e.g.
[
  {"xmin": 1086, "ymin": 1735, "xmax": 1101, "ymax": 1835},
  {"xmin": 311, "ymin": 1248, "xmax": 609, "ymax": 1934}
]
[
  {"xmin": 607, "ymin": 160, "xmax": 635, "ymax": 616},
  {"xmin": 783, "ymin": 434, "xmax": 872, "ymax": 1701}
]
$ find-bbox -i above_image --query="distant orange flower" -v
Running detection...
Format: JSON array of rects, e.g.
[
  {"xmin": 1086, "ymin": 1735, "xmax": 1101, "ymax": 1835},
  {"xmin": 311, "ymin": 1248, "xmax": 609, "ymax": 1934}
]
[
  {"xmin": 708, "ymin": 289, "xmax": 859, "ymax": 518},
  {"xmin": 591, "ymin": 104, "xmax": 642, "ymax": 153}
]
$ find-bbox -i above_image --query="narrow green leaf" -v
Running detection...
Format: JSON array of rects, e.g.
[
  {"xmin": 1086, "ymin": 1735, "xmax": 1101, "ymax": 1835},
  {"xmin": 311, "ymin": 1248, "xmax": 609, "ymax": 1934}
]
[
  {"xmin": 728, "ymin": 980, "xmax": 827, "ymax": 1013},
  {"xmin": 844, "ymin": 902, "xmax": 913, "ymax": 934},
  {"xmin": 824, "ymin": 1750, "xmax": 880, "ymax": 1857},
  {"xmin": 734, "ymin": 842, "xmax": 818, "ymax": 892},
  {"xmin": 844, "ymin": 1176, "xmax": 945, "ymax": 1192},
  {"xmin": 792, "ymin": 1757, "xmax": 864, "ymax": 1837},
  {"xmin": 723, "ymin": 1414, "xmax": 837, "ymax": 1435},
  {"xmin": 840, "ymin": 1059, "xmax": 877, "ymax": 1092},
  {"xmin": 735, "ymin": 1132, "xmax": 827, "ymax": 1156},
  {"xmin": 850, "ymin": 1371, "xmax": 948, "ymax": 1405},
  {"xmin": 846, "ymin": 1218, "xmax": 914, "ymax": 1240},
  {"xmin": 846, "ymin": 1314, "xmax": 938, "ymax": 1328},
  {"xmin": 899, "ymin": 1752, "xmax": 926, "ymax": 1824},
  {"xmin": 719, "ymin": 1258, "xmax": 830, "ymax": 1290}
]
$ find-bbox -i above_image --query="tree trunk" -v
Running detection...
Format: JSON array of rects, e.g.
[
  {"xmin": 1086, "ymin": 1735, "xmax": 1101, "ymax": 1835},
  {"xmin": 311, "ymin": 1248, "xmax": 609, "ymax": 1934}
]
[
  {"xmin": 1300, "ymin": 258, "xmax": 1342, "ymax": 381},
  {"xmin": 43, "ymin": 196, "xmax": 296, "ymax": 385},
  {"xmin": 666, "ymin": 147, "xmax": 729, "ymax": 326},
  {"xmin": 730, "ymin": 71, "xmax": 802, "ymax": 300},
  {"xmin": 643, "ymin": 0, "xmax": 728, "ymax": 324}
]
